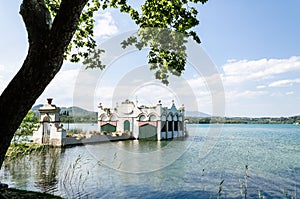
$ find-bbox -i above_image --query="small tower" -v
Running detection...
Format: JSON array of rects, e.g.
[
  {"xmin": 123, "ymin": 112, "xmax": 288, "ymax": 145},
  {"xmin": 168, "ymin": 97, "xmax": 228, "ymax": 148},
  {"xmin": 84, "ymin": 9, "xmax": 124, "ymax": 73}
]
[{"xmin": 32, "ymin": 98, "xmax": 66, "ymax": 146}]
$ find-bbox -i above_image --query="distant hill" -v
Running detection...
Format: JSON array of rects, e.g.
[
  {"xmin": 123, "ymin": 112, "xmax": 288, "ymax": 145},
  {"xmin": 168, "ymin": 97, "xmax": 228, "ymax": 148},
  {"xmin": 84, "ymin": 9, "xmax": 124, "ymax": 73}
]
[
  {"xmin": 32, "ymin": 105, "xmax": 97, "ymax": 117},
  {"xmin": 59, "ymin": 106, "xmax": 98, "ymax": 123},
  {"xmin": 32, "ymin": 104, "xmax": 43, "ymax": 111},
  {"xmin": 32, "ymin": 104, "xmax": 300, "ymax": 124},
  {"xmin": 185, "ymin": 111, "xmax": 210, "ymax": 117},
  {"xmin": 32, "ymin": 105, "xmax": 97, "ymax": 123},
  {"xmin": 60, "ymin": 106, "xmax": 97, "ymax": 117},
  {"xmin": 33, "ymin": 105, "xmax": 209, "ymax": 118},
  {"xmin": 186, "ymin": 115, "xmax": 300, "ymax": 124}
]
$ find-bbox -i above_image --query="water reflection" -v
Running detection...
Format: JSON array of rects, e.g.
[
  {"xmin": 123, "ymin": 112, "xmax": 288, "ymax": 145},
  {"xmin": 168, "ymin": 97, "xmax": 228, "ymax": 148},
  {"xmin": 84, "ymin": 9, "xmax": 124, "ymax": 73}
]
[
  {"xmin": 2, "ymin": 148, "xmax": 62, "ymax": 193},
  {"xmin": 3, "ymin": 157, "xmax": 32, "ymax": 189},
  {"xmin": 34, "ymin": 148, "xmax": 62, "ymax": 192}
]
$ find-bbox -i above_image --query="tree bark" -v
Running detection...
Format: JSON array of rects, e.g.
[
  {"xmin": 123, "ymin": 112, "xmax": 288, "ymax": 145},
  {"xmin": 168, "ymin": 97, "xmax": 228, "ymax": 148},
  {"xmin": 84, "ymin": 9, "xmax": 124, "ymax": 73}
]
[{"xmin": 0, "ymin": 0, "xmax": 88, "ymax": 168}]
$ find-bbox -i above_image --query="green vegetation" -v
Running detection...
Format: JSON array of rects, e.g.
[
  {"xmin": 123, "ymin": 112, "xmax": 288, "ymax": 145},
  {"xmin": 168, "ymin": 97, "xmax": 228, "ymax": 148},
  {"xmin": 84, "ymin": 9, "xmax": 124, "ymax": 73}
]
[
  {"xmin": 186, "ymin": 115, "xmax": 300, "ymax": 124},
  {"xmin": 59, "ymin": 115, "xmax": 97, "ymax": 123},
  {"xmin": 13, "ymin": 110, "xmax": 39, "ymax": 144},
  {"xmin": 6, "ymin": 110, "xmax": 44, "ymax": 161}
]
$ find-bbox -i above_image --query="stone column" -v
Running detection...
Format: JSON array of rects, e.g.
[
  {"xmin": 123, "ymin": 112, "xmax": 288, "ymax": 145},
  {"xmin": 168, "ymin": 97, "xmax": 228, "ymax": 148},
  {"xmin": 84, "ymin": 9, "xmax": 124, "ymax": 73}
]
[
  {"xmin": 157, "ymin": 121, "xmax": 161, "ymax": 140},
  {"xmin": 165, "ymin": 124, "xmax": 167, "ymax": 139},
  {"xmin": 172, "ymin": 120, "xmax": 174, "ymax": 139}
]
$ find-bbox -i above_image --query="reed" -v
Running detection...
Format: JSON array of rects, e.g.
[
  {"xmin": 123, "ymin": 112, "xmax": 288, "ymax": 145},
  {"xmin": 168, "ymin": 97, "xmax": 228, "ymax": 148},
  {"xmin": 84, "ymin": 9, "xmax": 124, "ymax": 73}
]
[
  {"xmin": 60, "ymin": 155, "xmax": 90, "ymax": 198},
  {"xmin": 217, "ymin": 178, "xmax": 224, "ymax": 199},
  {"xmin": 239, "ymin": 164, "xmax": 249, "ymax": 199}
]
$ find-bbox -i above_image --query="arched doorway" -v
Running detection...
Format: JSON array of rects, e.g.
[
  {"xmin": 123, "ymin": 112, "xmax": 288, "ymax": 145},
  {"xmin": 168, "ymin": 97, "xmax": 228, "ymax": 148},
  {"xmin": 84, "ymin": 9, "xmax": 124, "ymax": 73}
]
[
  {"xmin": 124, "ymin": 120, "xmax": 130, "ymax": 132},
  {"xmin": 42, "ymin": 115, "xmax": 50, "ymax": 144},
  {"xmin": 101, "ymin": 123, "xmax": 116, "ymax": 133},
  {"xmin": 139, "ymin": 124, "xmax": 157, "ymax": 140}
]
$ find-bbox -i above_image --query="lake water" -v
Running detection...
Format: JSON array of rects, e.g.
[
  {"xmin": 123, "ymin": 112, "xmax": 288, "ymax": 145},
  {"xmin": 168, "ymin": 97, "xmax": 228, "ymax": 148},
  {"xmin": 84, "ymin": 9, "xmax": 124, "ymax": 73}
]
[{"xmin": 1, "ymin": 124, "xmax": 299, "ymax": 198}]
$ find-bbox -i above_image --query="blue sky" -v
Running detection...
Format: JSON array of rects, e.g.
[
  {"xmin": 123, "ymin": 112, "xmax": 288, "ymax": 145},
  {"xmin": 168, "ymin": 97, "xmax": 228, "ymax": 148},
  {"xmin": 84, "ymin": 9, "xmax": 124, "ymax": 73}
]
[{"xmin": 0, "ymin": 1, "xmax": 300, "ymax": 117}]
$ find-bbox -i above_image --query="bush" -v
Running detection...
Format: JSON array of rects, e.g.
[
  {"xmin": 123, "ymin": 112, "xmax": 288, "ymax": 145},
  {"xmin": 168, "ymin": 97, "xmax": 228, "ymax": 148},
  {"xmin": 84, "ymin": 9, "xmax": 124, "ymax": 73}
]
[{"xmin": 13, "ymin": 110, "xmax": 39, "ymax": 144}]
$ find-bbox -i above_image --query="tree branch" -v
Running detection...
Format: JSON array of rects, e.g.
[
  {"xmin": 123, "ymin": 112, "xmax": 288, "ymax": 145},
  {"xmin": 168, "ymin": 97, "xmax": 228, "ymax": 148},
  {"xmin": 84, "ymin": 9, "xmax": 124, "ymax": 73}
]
[
  {"xmin": 46, "ymin": 0, "xmax": 89, "ymax": 75},
  {"xmin": 20, "ymin": 0, "xmax": 51, "ymax": 45}
]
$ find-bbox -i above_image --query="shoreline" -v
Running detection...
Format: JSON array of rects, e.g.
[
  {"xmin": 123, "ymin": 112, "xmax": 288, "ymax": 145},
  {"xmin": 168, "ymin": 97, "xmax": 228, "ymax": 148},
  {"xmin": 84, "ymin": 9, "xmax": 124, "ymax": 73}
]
[{"xmin": 0, "ymin": 187, "xmax": 64, "ymax": 199}]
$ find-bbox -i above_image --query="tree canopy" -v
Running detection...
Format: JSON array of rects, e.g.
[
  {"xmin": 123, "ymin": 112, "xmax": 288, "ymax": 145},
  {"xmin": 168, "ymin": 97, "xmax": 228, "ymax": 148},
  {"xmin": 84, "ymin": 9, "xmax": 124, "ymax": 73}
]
[{"xmin": 46, "ymin": 0, "xmax": 207, "ymax": 84}]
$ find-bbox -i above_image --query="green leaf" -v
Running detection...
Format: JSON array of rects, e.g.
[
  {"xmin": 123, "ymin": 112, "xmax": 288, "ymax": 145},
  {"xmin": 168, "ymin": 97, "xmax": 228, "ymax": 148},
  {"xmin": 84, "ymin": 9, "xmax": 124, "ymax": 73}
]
[{"xmin": 44, "ymin": 0, "xmax": 208, "ymax": 83}]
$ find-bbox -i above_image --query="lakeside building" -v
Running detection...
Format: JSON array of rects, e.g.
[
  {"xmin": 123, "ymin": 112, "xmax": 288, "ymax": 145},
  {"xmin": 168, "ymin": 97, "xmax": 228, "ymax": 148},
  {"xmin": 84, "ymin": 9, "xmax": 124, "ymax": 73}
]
[
  {"xmin": 32, "ymin": 98, "xmax": 66, "ymax": 146},
  {"xmin": 98, "ymin": 99, "xmax": 186, "ymax": 140},
  {"xmin": 32, "ymin": 98, "xmax": 186, "ymax": 147}
]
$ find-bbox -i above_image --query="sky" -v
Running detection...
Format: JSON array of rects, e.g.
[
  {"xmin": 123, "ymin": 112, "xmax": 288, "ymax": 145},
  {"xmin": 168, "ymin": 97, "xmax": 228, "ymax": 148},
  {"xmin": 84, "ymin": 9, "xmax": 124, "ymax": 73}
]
[{"xmin": 0, "ymin": 1, "xmax": 300, "ymax": 117}]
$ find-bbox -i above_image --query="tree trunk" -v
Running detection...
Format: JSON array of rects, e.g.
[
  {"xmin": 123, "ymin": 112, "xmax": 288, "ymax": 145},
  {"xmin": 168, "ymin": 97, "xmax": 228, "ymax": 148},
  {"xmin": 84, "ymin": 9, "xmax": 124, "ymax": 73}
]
[{"xmin": 0, "ymin": 0, "xmax": 88, "ymax": 168}]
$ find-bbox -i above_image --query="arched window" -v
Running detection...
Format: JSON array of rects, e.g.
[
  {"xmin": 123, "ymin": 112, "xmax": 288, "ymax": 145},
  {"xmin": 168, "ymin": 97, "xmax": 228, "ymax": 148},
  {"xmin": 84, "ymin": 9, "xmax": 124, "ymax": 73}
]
[
  {"xmin": 42, "ymin": 115, "xmax": 50, "ymax": 143},
  {"xmin": 139, "ymin": 115, "xmax": 146, "ymax": 121},
  {"xmin": 174, "ymin": 121, "xmax": 178, "ymax": 131},
  {"xmin": 161, "ymin": 121, "xmax": 167, "ymax": 132},
  {"xmin": 173, "ymin": 115, "xmax": 178, "ymax": 121},
  {"xmin": 101, "ymin": 115, "xmax": 108, "ymax": 121},
  {"xmin": 110, "ymin": 115, "xmax": 117, "ymax": 121},
  {"xmin": 168, "ymin": 114, "xmax": 173, "ymax": 121},
  {"xmin": 167, "ymin": 114, "xmax": 173, "ymax": 132},
  {"xmin": 149, "ymin": 115, "xmax": 157, "ymax": 121},
  {"xmin": 124, "ymin": 120, "xmax": 130, "ymax": 131}
]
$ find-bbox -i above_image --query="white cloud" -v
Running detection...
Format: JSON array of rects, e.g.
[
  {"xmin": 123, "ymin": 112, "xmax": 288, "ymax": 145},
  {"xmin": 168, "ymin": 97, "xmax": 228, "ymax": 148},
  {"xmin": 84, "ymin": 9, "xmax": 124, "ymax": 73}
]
[
  {"xmin": 226, "ymin": 90, "xmax": 267, "ymax": 101},
  {"xmin": 268, "ymin": 78, "xmax": 300, "ymax": 87},
  {"xmin": 226, "ymin": 59, "xmax": 237, "ymax": 63},
  {"xmin": 187, "ymin": 77, "xmax": 206, "ymax": 89},
  {"xmin": 94, "ymin": 12, "xmax": 118, "ymax": 38},
  {"xmin": 36, "ymin": 68, "xmax": 79, "ymax": 107},
  {"xmin": 270, "ymin": 92, "xmax": 284, "ymax": 97},
  {"xmin": 222, "ymin": 56, "xmax": 300, "ymax": 85},
  {"xmin": 256, "ymin": 85, "xmax": 266, "ymax": 89},
  {"xmin": 220, "ymin": 57, "xmax": 300, "ymax": 116}
]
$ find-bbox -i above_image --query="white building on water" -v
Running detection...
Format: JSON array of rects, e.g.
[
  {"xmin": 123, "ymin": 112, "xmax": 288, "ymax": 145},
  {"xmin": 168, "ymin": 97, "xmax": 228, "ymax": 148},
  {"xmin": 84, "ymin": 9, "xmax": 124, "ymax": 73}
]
[{"xmin": 98, "ymin": 99, "xmax": 186, "ymax": 140}]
